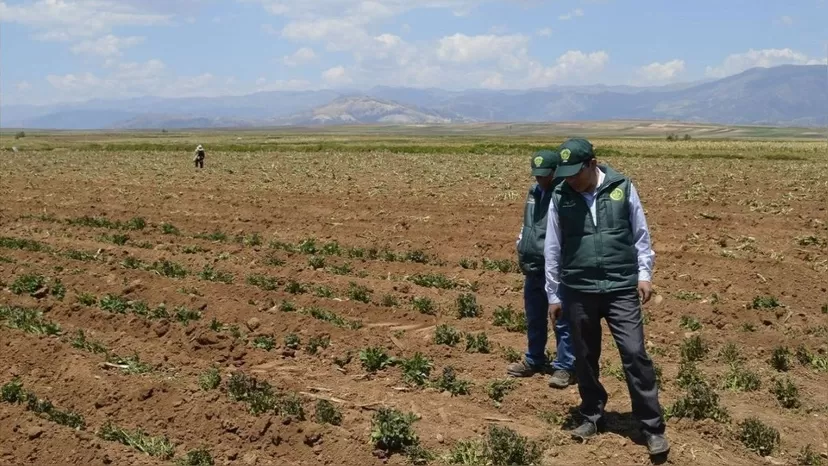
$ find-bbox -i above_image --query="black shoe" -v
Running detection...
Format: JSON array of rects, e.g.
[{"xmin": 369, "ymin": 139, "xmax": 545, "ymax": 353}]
[
  {"xmin": 644, "ymin": 432, "xmax": 670, "ymax": 456},
  {"xmin": 570, "ymin": 420, "xmax": 602, "ymax": 440}
]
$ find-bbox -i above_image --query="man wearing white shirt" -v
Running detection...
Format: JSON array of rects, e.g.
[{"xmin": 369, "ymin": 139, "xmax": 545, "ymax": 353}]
[{"xmin": 544, "ymin": 138, "xmax": 669, "ymax": 457}]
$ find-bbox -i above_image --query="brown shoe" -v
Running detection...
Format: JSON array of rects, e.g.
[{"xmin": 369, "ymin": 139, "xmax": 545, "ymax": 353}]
[
  {"xmin": 506, "ymin": 360, "xmax": 547, "ymax": 377},
  {"xmin": 548, "ymin": 369, "xmax": 577, "ymax": 388}
]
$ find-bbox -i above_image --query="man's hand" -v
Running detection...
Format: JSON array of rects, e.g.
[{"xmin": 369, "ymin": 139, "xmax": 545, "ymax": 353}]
[
  {"xmin": 548, "ymin": 303, "xmax": 562, "ymax": 321},
  {"xmin": 638, "ymin": 281, "xmax": 652, "ymax": 304}
]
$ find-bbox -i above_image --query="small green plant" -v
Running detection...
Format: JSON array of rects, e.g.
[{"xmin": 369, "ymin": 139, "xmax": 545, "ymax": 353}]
[
  {"xmin": 174, "ymin": 306, "xmax": 201, "ymax": 325},
  {"xmin": 680, "ymin": 315, "xmax": 702, "ymax": 331},
  {"xmin": 246, "ymin": 274, "xmax": 280, "ymax": 291},
  {"xmin": 64, "ymin": 249, "xmax": 97, "ymax": 261},
  {"xmin": 741, "ymin": 322, "xmax": 756, "ymax": 332},
  {"xmin": 279, "ymin": 301, "xmax": 296, "ymax": 313},
  {"xmin": 482, "ymin": 257, "xmax": 518, "ymax": 273},
  {"xmin": 738, "ymin": 417, "xmax": 780, "ymax": 457},
  {"xmin": 676, "ymin": 360, "xmax": 705, "ymax": 389},
  {"xmin": 330, "ymin": 263, "xmax": 352, "ymax": 275},
  {"xmin": 431, "ymin": 366, "xmax": 472, "ymax": 396},
  {"xmin": 459, "ymin": 258, "xmax": 478, "ymax": 269},
  {"xmin": 434, "ymin": 324, "xmax": 461, "ymax": 346},
  {"xmin": 680, "ymin": 335, "xmax": 708, "ymax": 362},
  {"xmin": 313, "ymin": 285, "xmax": 334, "ymax": 298},
  {"xmin": 50, "ymin": 279, "xmax": 66, "ymax": 300},
  {"xmin": 0, "ymin": 306, "xmax": 61, "ymax": 335},
  {"xmin": 105, "ymin": 233, "xmax": 130, "ymax": 245},
  {"xmin": 410, "ymin": 273, "xmax": 456, "ymax": 289},
  {"xmin": 771, "ymin": 377, "xmax": 800, "ymax": 409},
  {"xmin": 253, "ymin": 335, "xmax": 276, "ymax": 351},
  {"xmin": 70, "ymin": 329, "xmax": 109, "ymax": 355},
  {"xmin": 456, "ymin": 293, "xmax": 481, "ymax": 318},
  {"xmin": 666, "ymin": 381, "xmax": 729, "ymax": 422},
  {"xmin": 719, "ymin": 342, "xmax": 742, "ymax": 365},
  {"xmin": 465, "ymin": 332, "xmax": 491, "ymax": 353},
  {"xmin": 150, "ymin": 259, "xmax": 188, "ymax": 278},
  {"xmin": 370, "ymin": 407, "xmax": 420, "ymax": 454},
  {"xmin": 195, "ymin": 230, "xmax": 227, "ymax": 242},
  {"xmin": 400, "ymin": 353, "xmax": 433, "ymax": 387},
  {"xmin": 485, "ymin": 424, "xmax": 543, "ymax": 466},
  {"xmin": 381, "ymin": 294, "xmax": 398, "ymax": 307},
  {"xmin": 199, "ymin": 368, "xmax": 221, "ymax": 391},
  {"xmin": 492, "ymin": 304, "xmax": 527, "ymax": 332},
  {"xmin": 722, "ymin": 364, "xmax": 761, "ymax": 392},
  {"xmin": 161, "ymin": 223, "xmax": 180, "ymax": 235},
  {"xmin": 797, "ymin": 445, "xmax": 824, "ymax": 466},
  {"xmin": 487, "ymin": 379, "xmax": 517, "ymax": 404},
  {"xmin": 97, "ymin": 421, "xmax": 174, "ymax": 459},
  {"xmin": 226, "ymin": 372, "xmax": 278, "ymax": 414},
  {"xmin": 749, "ymin": 295, "xmax": 780, "ymax": 310},
  {"xmin": 359, "ymin": 346, "xmax": 395, "ymax": 372},
  {"xmin": 303, "ymin": 306, "xmax": 363, "ymax": 330},
  {"xmin": 314, "ymin": 399, "xmax": 343, "ymax": 425},
  {"xmin": 10, "ymin": 273, "xmax": 45, "ymax": 296},
  {"xmin": 175, "ymin": 447, "xmax": 214, "ymax": 466},
  {"xmin": 412, "ymin": 296, "xmax": 436, "ymax": 315},
  {"xmin": 674, "ymin": 290, "xmax": 703, "ymax": 301},
  {"xmin": 308, "ymin": 255, "xmax": 325, "ymax": 269},
  {"xmin": 770, "ymin": 346, "xmax": 792, "ymax": 372},
  {"xmin": 305, "ymin": 335, "xmax": 330, "ymax": 355},
  {"xmin": 347, "ymin": 282, "xmax": 372, "ymax": 303},
  {"xmin": 1, "ymin": 379, "xmax": 85, "ymax": 429},
  {"xmin": 285, "ymin": 280, "xmax": 307, "ymax": 295},
  {"xmin": 502, "ymin": 346, "xmax": 522, "ymax": 363},
  {"xmin": 333, "ymin": 351, "xmax": 353, "ymax": 368},
  {"xmin": 199, "ymin": 265, "xmax": 233, "ymax": 284},
  {"xmin": 283, "ymin": 333, "xmax": 300, "ymax": 350},
  {"xmin": 76, "ymin": 292, "xmax": 97, "ymax": 306}
]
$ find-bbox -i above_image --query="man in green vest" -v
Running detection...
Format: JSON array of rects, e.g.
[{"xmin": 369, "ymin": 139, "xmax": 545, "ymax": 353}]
[
  {"xmin": 544, "ymin": 138, "xmax": 669, "ymax": 457},
  {"xmin": 509, "ymin": 149, "xmax": 576, "ymax": 389}
]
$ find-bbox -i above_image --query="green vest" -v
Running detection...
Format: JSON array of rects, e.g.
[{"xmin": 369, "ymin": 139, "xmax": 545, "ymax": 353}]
[
  {"xmin": 553, "ymin": 165, "xmax": 638, "ymax": 293},
  {"xmin": 516, "ymin": 181, "xmax": 561, "ymax": 275}
]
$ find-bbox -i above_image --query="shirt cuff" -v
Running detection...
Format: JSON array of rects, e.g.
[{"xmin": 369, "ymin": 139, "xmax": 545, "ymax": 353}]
[{"xmin": 638, "ymin": 270, "xmax": 652, "ymax": 282}]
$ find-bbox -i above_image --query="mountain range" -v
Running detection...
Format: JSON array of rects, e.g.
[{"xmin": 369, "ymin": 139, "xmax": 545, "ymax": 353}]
[{"xmin": 2, "ymin": 65, "xmax": 826, "ymax": 129}]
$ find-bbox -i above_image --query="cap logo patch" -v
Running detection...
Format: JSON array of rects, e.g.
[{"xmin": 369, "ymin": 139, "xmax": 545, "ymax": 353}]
[
  {"xmin": 610, "ymin": 187, "xmax": 624, "ymax": 201},
  {"xmin": 533, "ymin": 156, "xmax": 544, "ymax": 167},
  {"xmin": 560, "ymin": 148, "xmax": 571, "ymax": 162}
]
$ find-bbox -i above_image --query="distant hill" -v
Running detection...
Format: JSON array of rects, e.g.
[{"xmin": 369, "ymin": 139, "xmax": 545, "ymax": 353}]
[{"xmin": 2, "ymin": 65, "xmax": 825, "ymax": 129}]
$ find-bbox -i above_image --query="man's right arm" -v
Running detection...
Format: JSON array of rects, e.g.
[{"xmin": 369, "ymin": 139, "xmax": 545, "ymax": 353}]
[{"xmin": 544, "ymin": 197, "xmax": 562, "ymax": 305}]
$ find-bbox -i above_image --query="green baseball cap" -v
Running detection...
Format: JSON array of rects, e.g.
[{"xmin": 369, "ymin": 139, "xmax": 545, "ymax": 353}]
[
  {"xmin": 553, "ymin": 138, "xmax": 595, "ymax": 178},
  {"xmin": 530, "ymin": 149, "xmax": 560, "ymax": 176}
]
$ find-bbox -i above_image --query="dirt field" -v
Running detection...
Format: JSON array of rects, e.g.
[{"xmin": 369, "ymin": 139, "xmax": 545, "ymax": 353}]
[{"xmin": 1, "ymin": 131, "xmax": 827, "ymax": 466}]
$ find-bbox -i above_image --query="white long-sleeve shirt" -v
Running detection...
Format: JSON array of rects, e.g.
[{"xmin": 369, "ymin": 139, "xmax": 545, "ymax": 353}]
[{"xmin": 543, "ymin": 168, "xmax": 654, "ymax": 304}]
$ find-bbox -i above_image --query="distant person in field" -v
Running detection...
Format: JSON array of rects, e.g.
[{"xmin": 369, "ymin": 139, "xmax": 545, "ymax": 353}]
[
  {"xmin": 193, "ymin": 144, "xmax": 206, "ymax": 169},
  {"xmin": 510, "ymin": 148, "xmax": 577, "ymax": 389},
  {"xmin": 544, "ymin": 138, "xmax": 669, "ymax": 457}
]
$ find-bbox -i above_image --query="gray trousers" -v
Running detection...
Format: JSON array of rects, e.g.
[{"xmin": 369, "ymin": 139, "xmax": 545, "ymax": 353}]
[{"xmin": 561, "ymin": 285, "xmax": 665, "ymax": 435}]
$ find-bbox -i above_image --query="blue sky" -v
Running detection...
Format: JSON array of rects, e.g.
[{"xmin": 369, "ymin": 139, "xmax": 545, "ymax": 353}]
[{"xmin": 1, "ymin": 0, "xmax": 826, "ymax": 105}]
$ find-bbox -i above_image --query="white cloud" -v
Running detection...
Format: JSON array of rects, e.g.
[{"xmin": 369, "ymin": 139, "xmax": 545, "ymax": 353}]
[
  {"xmin": 281, "ymin": 18, "xmax": 370, "ymax": 51},
  {"xmin": 436, "ymin": 33, "xmax": 529, "ymax": 64},
  {"xmin": 481, "ymin": 72, "xmax": 504, "ymax": 88},
  {"xmin": 779, "ymin": 15, "xmax": 794, "ymax": 26},
  {"xmin": 537, "ymin": 27, "xmax": 552, "ymax": 37},
  {"xmin": 523, "ymin": 50, "xmax": 609, "ymax": 87},
  {"xmin": 705, "ymin": 48, "xmax": 825, "ymax": 78},
  {"xmin": 283, "ymin": 47, "xmax": 317, "ymax": 66},
  {"xmin": 0, "ymin": 0, "xmax": 171, "ymax": 40},
  {"xmin": 17, "ymin": 81, "xmax": 33, "ymax": 91},
  {"xmin": 637, "ymin": 59, "xmax": 686, "ymax": 82},
  {"xmin": 558, "ymin": 8, "xmax": 584, "ymax": 20},
  {"xmin": 70, "ymin": 35, "xmax": 145, "ymax": 57},
  {"xmin": 322, "ymin": 66, "xmax": 352, "ymax": 85},
  {"xmin": 254, "ymin": 78, "xmax": 313, "ymax": 91}
]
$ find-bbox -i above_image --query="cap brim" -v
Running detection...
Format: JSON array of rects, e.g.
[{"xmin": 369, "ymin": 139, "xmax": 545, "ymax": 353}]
[
  {"xmin": 553, "ymin": 164, "xmax": 583, "ymax": 178},
  {"xmin": 531, "ymin": 168, "xmax": 554, "ymax": 176}
]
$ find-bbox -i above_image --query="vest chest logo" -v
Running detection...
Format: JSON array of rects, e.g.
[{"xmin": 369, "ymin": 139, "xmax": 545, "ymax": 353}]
[
  {"xmin": 561, "ymin": 200, "xmax": 577, "ymax": 208},
  {"xmin": 533, "ymin": 156, "xmax": 544, "ymax": 167},
  {"xmin": 609, "ymin": 187, "xmax": 624, "ymax": 201}
]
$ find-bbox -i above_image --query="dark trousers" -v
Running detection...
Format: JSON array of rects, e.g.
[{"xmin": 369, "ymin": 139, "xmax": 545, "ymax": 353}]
[
  {"xmin": 195, "ymin": 157, "xmax": 204, "ymax": 168},
  {"xmin": 561, "ymin": 285, "xmax": 665, "ymax": 435}
]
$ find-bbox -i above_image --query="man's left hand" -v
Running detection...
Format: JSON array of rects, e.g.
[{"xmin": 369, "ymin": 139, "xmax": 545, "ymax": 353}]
[{"xmin": 638, "ymin": 281, "xmax": 652, "ymax": 304}]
